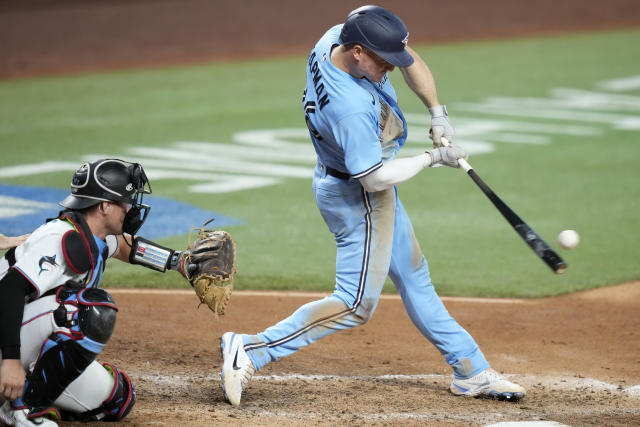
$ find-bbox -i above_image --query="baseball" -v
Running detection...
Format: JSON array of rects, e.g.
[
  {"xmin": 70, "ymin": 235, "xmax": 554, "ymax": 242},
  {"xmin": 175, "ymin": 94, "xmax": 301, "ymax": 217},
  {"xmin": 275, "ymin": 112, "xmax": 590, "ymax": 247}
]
[{"xmin": 558, "ymin": 229, "xmax": 580, "ymax": 250}]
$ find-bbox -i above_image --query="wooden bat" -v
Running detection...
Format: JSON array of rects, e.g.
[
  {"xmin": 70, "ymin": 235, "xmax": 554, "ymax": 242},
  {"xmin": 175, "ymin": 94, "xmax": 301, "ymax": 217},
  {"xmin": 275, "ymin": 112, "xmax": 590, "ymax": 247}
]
[{"xmin": 441, "ymin": 139, "xmax": 568, "ymax": 274}]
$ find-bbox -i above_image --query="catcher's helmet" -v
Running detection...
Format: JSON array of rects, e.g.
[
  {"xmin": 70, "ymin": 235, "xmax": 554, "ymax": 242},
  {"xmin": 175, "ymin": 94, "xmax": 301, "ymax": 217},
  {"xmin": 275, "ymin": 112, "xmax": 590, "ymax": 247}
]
[
  {"xmin": 60, "ymin": 159, "xmax": 152, "ymax": 235},
  {"xmin": 339, "ymin": 5, "xmax": 414, "ymax": 68}
]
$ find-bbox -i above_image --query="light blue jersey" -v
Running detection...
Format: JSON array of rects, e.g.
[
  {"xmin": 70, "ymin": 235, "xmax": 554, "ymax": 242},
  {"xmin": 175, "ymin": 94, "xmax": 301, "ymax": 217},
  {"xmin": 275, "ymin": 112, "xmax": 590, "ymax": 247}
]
[
  {"xmin": 303, "ymin": 25, "xmax": 407, "ymax": 177},
  {"xmin": 241, "ymin": 25, "xmax": 490, "ymax": 380}
]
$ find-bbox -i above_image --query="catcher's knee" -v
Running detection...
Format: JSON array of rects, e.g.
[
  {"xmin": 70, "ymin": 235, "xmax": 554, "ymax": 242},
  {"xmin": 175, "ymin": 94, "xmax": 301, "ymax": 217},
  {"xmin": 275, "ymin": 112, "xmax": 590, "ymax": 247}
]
[{"xmin": 55, "ymin": 287, "xmax": 118, "ymax": 348}]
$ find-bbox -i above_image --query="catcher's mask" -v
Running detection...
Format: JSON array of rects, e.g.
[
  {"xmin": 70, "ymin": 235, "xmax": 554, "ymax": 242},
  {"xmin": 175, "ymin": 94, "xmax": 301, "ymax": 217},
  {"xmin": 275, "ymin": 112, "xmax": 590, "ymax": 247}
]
[
  {"xmin": 59, "ymin": 159, "xmax": 152, "ymax": 235},
  {"xmin": 338, "ymin": 5, "xmax": 414, "ymax": 68}
]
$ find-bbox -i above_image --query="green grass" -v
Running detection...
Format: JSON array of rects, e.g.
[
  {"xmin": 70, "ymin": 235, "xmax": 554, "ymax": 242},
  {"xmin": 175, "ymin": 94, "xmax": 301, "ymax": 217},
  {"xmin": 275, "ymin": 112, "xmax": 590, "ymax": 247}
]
[{"xmin": 2, "ymin": 29, "xmax": 639, "ymax": 297}]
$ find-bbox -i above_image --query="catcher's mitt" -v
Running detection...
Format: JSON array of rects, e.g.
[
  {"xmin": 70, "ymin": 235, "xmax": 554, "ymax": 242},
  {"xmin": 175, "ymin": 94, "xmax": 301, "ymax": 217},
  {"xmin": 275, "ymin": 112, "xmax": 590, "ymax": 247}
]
[{"xmin": 182, "ymin": 220, "xmax": 237, "ymax": 316}]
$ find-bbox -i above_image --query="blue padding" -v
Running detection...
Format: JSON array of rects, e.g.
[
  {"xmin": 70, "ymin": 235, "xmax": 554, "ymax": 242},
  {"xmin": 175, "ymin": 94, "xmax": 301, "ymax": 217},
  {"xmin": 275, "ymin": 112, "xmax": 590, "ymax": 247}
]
[{"xmin": 76, "ymin": 336, "xmax": 106, "ymax": 354}]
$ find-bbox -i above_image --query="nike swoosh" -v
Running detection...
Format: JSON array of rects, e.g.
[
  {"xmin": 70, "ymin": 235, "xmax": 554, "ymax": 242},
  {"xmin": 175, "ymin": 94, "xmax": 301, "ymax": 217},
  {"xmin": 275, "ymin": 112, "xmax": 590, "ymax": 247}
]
[{"xmin": 232, "ymin": 338, "xmax": 241, "ymax": 370}]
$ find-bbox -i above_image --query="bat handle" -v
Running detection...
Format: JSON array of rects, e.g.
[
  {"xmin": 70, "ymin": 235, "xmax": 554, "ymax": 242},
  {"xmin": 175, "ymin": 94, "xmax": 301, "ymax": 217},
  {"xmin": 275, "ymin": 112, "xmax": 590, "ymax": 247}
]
[
  {"xmin": 440, "ymin": 138, "xmax": 473, "ymax": 172},
  {"xmin": 457, "ymin": 158, "xmax": 473, "ymax": 173}
]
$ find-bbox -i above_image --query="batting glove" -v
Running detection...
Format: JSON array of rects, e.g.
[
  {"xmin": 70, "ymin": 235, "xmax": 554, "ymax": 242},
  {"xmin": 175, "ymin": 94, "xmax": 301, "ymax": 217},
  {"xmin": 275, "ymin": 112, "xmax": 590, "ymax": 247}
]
[
  {"xmin": 426, "ymin": 146, "xmax": 468, "ymax": 168},
  {"xmin": 429, "ymin": 105, "xmax": 454, "ymax": 148}
]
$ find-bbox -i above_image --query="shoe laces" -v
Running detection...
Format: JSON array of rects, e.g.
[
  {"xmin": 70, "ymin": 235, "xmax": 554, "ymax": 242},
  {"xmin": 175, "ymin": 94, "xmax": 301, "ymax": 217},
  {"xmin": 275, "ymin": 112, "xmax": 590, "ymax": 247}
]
[
  {"xmin": 459, "ymin": 369, "xmax": 501, "ymax": 385},
  {"xmin": 234, "ymin": 345, "xmax": 255, "ymax": 389},
  {"xmin": 483, "ymin": 369, "xmax": 514, "ymax": 386},
  {"xmin": 240, "ymin": 364, "xmax": 255, "ymax": 388}
]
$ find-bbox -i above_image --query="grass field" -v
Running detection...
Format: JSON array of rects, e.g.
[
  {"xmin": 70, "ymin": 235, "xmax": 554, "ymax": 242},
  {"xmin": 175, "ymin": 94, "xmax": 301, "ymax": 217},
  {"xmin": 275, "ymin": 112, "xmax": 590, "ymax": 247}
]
[{"xmin": 1, "ymin": 29, "xmax": 639, "ymax": 297}]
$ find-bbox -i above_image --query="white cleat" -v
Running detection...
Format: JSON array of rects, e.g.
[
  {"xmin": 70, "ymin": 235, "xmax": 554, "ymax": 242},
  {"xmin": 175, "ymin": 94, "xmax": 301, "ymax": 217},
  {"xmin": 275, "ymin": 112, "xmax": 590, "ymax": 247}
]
[
  {"xmin": 0, "ymin": 401, "xmax": 58, "ymax": 426},
  {"xmin": 220, "ymin": 332, "xmax": 255, "ymax": 406},
  {"xmin": 450, "ymin": 368, "xmax": 526, "ymax": 401}
]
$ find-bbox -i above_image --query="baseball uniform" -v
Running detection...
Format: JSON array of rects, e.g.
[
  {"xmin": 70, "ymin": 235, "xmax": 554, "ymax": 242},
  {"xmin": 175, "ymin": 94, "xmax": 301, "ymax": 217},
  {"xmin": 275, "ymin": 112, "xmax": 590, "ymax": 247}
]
[{"xmin": 240, "ymin": 25, "xmax": 489, "ymax": 380}]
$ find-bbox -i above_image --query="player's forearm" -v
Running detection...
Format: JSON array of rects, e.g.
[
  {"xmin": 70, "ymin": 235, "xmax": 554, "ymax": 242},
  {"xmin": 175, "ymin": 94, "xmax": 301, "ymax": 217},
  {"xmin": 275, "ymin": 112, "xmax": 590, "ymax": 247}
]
[
  {"xmin": 400, "ymin": 46, "xmax": 440, "ymax": 109},
  {"xmin": 114, "ymin": 234, "xmax": 183, "ymax": 273},
  {"xmin": 113, "ymin": 234, "xmax": 133, "ymax": 262},
  {"xmin": 0, "ymin": 269, "xmax": 30, "ymax": 359},
  {"xmin": 359, "ymin": 153, "xmax": 431, "ymax": 192}
]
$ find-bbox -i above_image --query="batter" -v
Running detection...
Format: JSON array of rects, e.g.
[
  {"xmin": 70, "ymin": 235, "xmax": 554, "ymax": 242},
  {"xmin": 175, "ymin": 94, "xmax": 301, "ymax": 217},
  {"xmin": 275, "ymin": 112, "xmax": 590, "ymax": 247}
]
[{"xmin": 220, "ymin": 5, "xmax": 525, "ymax": 407}]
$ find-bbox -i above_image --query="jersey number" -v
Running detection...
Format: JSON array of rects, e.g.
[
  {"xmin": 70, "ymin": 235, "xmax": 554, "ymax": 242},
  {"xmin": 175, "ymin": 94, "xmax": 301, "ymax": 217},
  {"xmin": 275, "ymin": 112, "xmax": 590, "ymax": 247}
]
[{"xmin": 303, "ymin": 98, "xmax": 322, "ymax": 141}]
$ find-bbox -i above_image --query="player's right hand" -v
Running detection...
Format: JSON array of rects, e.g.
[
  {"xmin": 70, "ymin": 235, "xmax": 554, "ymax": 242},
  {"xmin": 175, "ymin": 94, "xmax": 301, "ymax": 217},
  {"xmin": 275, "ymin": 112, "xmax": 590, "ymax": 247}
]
[
  {"xmin": 0, "ymin": 359, "xmax": 26, "ymax": 400},
  {"xmin": 426, "ymin": 146, "xmax": 468, "ymax": 168}
]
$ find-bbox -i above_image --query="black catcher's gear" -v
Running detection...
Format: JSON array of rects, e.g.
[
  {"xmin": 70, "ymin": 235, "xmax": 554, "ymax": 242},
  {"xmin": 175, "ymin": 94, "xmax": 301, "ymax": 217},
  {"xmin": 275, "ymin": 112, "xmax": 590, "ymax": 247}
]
[{"xmin": 59, "ymin": 159, "xmax": 151, "ymax": 235}]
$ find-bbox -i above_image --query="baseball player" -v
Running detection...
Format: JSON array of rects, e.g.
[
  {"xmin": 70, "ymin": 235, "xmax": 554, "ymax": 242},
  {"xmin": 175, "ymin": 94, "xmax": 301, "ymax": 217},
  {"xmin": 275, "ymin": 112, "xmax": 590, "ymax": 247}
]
[
  {"xmin": 219, "ymin": 5, "xmax": 525, "ymax": 406},
  {"xmin": 0, "ymin": 235, "xmax": 30, "ymax": 251},
  {"xmin": 0, "ymin": 159, "xmax": 189, "ymax": 426}
]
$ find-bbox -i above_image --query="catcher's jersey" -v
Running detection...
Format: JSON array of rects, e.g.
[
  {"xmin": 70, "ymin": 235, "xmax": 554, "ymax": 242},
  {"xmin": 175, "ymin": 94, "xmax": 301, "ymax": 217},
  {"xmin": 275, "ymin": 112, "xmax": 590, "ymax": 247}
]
[
  {"xmin": 0, "ymin": 218, "xmax": 118, "ymax": 299},
  {"xmin": 302, "ymin": 24, "xmax": 408, "ymax": 178}
]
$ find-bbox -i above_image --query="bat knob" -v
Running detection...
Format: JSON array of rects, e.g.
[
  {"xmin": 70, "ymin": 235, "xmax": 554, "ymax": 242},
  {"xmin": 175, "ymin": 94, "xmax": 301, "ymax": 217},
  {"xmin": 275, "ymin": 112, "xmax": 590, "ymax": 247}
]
[{"xmin": 554, "ymin": 263, "xmax": 568, "ymax": 274}]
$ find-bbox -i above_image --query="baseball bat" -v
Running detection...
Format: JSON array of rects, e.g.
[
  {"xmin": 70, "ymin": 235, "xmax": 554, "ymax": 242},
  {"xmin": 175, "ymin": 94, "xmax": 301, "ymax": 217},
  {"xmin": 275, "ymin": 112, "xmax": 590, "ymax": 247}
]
[{"xmin": 441, "ymin": 138, "xmax": 568, "ymax": 274}]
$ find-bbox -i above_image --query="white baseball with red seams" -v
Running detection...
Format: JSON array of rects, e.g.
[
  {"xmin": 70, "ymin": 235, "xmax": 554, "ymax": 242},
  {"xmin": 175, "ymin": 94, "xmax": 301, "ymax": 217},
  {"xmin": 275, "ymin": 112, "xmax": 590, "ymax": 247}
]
[{"xmin": 558, "ymin": 230, "xmax": 580, "ymax": 249}]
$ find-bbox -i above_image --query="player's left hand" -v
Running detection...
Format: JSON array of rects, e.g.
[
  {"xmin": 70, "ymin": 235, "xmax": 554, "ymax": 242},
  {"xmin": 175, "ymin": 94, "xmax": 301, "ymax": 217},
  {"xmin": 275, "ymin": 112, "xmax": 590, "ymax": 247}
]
[
  {"xmin": 426, "ymin": 146, "xmax": 468, "ymax": 168},
  {"xmin": 180, "ymin": 221, "xmax": 237, "ymax": 316},
  {"xmin": 428, "ymin": 105, "xmax": 454, "ymax": 147},
  {"xmin": 0, "ymin": 233, "xmax": 30, "ymax": 250}
]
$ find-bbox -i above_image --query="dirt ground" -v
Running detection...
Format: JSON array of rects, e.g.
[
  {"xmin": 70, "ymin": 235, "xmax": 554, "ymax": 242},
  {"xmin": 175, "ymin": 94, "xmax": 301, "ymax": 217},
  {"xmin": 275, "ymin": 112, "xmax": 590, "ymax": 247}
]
[
  {"xmin": 2, "ymin": 1, "xmax": 639, "ymax": 425},
  {"xmin": 95, "ymin": 282, "xmax": 640, "ymax": 426},
  {"xmin": 1, "ymin": 0, "xmax": 640, "ymax": 79}
]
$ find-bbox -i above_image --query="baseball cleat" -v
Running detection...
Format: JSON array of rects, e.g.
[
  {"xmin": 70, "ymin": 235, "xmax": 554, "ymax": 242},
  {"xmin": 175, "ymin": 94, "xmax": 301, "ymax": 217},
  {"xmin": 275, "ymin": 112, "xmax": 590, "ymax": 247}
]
[
  {"xmin": 0, "ymin": 401, "xmax": 59, "ymax": 426},
  {"xmin": 450, "ymin": 368, "xmax": 526, "ymax": 401},
  {"xmin": 220, "ymin": 332, "xmax": 255, "ymax": 406}
]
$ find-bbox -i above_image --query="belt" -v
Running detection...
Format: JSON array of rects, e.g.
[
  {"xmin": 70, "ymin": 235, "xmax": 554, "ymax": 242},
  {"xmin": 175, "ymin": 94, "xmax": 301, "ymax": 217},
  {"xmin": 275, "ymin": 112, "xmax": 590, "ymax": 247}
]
[{"xmin": 325, "ymin": 166, "xmax": 350, "ymax": 180}]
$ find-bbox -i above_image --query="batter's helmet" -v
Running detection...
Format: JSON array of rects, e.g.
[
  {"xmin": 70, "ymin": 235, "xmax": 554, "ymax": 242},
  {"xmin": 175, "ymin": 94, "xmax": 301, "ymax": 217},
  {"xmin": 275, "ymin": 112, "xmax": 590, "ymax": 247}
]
[
  {"xmin": 60, "ymin": 159, "xmax": 152, "ymax": 234},
  {"xmin": 339, "ymin": 5, "xmax": 414, "ymax": 68}
]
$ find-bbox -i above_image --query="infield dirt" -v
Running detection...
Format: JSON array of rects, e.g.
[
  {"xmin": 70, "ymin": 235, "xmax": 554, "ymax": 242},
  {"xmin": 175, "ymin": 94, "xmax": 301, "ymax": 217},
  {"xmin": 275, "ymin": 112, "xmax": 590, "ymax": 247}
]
[{"xmin": 99, "ymin": 282, "xmax": 640, "ymax": 426}]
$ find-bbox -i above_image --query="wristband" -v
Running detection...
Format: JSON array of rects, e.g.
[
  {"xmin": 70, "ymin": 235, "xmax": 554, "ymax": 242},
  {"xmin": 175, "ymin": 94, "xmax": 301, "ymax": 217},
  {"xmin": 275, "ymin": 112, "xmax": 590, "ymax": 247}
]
[
  {"xmin": 129, "ymin": 237, "xmax": 174, "ymax": 272},
  {"xmin": 429, "ymin": 104, "xmax": 448, "ymax": 117}
]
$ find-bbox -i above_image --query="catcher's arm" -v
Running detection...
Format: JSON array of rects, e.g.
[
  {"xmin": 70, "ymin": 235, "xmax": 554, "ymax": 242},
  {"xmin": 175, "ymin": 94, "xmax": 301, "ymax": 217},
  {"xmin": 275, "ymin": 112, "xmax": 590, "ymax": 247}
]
[
  {"xmin": 114, "ymin": 224, "xmax": 237, "ymax": 316},
  {"xmin": 116, "ymin": 233, "xmax": 185, "ymax": 275}
]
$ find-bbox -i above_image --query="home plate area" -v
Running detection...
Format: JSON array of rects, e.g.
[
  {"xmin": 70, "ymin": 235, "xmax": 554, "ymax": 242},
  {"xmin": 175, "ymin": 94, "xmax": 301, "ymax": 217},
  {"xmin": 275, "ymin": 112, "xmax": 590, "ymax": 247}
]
[{"xmin": 94, "ymin": 285, "xmax": 640, "ymax": 426}]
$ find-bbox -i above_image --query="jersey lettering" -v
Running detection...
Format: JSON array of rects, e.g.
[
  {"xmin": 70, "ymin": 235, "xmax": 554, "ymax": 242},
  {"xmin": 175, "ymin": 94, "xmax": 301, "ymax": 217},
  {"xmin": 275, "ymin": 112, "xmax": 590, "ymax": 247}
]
[{"xmin": 307, "ymin": 52, "xmax": 330, "ymax": 110}]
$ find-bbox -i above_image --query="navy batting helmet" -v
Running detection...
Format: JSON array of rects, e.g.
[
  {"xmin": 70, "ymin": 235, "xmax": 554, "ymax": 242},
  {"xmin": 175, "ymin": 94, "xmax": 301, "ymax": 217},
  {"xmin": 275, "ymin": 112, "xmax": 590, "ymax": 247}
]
[{"xmin": 339, "ymin": 5, "xmax": 414, "ymax": 68}]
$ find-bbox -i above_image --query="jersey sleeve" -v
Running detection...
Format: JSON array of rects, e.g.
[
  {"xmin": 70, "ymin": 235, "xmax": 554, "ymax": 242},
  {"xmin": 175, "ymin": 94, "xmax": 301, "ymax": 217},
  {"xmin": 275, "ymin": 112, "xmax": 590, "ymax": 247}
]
[
  {"xmin": 11, "ymin": 233, "xmax": 68, "ymax": 298},
  {"xmin": 334, "ymin": 112, "xmax": 382, "ymax": 177}
]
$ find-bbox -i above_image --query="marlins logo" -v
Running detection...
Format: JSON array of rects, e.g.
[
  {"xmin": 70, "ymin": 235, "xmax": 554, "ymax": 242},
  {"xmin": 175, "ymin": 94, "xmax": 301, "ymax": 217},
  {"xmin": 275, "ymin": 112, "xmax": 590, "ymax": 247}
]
[
  {"xmin": 402, "ymin": 32, "xmax": 409, "ymax": 46},
  {"xmin": 38, "ymin": 254, "xmax": 58, "ymax": 275}
]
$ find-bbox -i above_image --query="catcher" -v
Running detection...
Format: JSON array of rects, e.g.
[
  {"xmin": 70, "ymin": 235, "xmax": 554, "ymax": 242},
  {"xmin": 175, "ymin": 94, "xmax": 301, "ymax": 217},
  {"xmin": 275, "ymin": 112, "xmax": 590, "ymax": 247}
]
[{"xmin": 0, "ymin": 158, "xmax": 235, "ymax": 426}]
